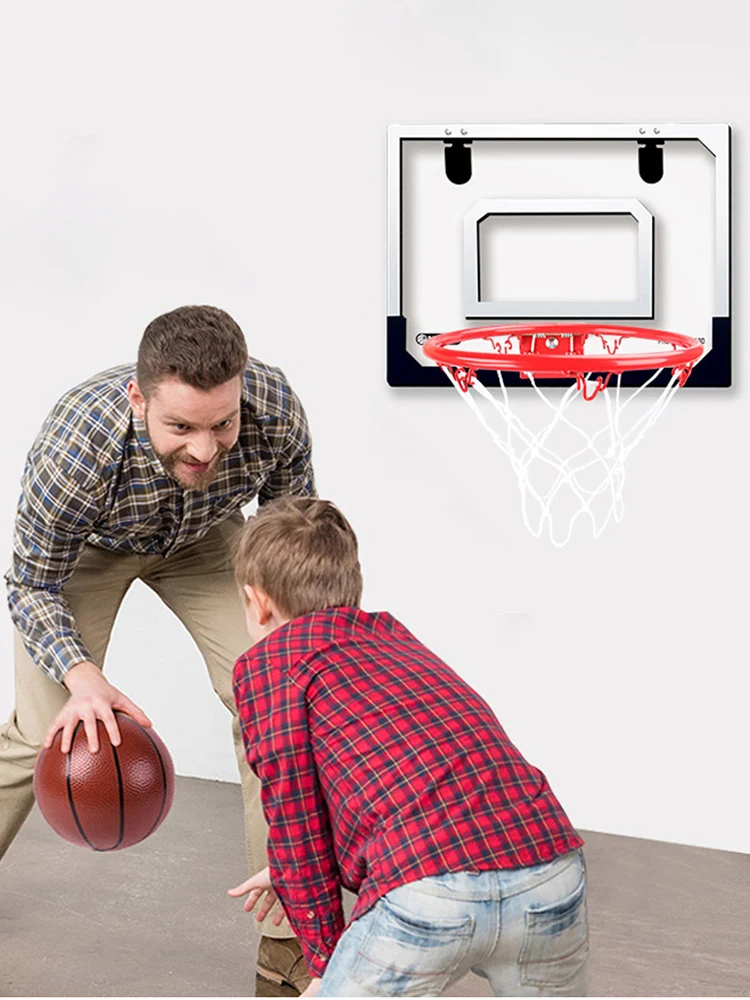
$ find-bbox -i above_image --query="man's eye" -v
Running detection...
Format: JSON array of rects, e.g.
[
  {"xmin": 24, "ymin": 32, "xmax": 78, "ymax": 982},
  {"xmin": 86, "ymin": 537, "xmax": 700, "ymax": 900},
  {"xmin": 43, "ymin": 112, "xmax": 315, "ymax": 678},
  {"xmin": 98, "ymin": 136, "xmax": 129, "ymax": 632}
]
[
  {"xmin": 217, "ymin": 419, "xmax": 234, "ymax": 430},
  {"xmin": 171, "ymin": 424, "xmax": 188, "ymax": 432}
]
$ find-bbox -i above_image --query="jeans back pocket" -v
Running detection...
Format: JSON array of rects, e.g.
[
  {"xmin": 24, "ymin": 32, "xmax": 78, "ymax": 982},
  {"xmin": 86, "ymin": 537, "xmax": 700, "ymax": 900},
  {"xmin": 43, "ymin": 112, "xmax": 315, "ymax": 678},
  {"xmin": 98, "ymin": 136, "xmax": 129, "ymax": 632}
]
[
  {"xmin": 352, "ymin": 894, "xmax": 474, "ymax": 997},
  {"xmin": 519, "ymin": 869, "xmax": 589, "ymax": 993}
]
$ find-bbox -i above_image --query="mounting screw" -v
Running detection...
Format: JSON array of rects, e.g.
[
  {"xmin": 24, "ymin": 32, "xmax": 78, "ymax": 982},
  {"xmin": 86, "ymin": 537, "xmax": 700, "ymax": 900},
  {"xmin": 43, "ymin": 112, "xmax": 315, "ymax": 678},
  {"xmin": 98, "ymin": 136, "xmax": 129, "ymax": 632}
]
[
  {"xmin": 639, "ymin": 127, "xmax": 646, "ymax": 135},
  {"xmin": 654, "ymin": 127, "xmax": 661, "ymax": 134},
  {"xmin": 445, "ymin": 128, "xmax": 452, "ymax": 135},
  {"xmin": 545, "ymin": 337, "xmax": 560, "ymax": 350},
  {"xmin": 460, "ymin": 128, "xmax": 468, "ymax": 135}
]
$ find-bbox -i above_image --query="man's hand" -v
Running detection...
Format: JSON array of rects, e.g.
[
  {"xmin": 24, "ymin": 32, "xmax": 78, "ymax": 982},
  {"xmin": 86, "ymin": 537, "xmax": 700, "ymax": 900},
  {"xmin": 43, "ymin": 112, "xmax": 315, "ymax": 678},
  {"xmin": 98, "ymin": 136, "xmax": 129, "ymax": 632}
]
[
  {"xmin": 227, "ymin": 865, "xmax": 288, "ymax": 927},
  {"xmin": 299, "ymin": 978, "xmax": 321, "ymax": 997},
  {"xmin": 44, "ymin": 660, "xmax": 152, "ymax": 754}
]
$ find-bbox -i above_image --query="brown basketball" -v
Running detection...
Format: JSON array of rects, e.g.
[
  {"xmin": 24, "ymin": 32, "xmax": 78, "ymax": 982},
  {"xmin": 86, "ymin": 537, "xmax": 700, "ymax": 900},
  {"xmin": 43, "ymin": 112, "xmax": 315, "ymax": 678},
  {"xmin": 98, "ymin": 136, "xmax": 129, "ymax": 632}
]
[{"xmin": 33, "ymin": 711, "xmax": 175, "ymax": 851}]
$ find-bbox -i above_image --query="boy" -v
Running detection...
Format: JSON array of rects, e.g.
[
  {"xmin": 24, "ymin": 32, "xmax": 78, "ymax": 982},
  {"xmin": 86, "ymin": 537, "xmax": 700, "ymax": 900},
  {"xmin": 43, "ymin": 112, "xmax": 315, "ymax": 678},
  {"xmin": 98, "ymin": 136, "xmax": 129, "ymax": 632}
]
[{"xmin": 229, "ymin": 498, "xmax": 588, "ymax": 997}]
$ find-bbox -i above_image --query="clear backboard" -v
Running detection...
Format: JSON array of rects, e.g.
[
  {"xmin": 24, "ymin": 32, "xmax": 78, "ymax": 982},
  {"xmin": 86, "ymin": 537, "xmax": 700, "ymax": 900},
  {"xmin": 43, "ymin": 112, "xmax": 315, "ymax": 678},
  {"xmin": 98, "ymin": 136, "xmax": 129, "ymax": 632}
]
[{"xmin": 386, "ymin": 123, "xmax": 731, "ymax": 389}]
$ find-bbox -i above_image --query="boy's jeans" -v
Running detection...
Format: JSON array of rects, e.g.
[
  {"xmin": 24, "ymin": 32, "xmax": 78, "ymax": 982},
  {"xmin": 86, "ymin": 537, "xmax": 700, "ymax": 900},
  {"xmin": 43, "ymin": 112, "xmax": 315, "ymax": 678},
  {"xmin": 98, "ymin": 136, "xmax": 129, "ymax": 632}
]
[{"xmin": 319, "ymin": 849, "xmax": 588, "ymax": 997}]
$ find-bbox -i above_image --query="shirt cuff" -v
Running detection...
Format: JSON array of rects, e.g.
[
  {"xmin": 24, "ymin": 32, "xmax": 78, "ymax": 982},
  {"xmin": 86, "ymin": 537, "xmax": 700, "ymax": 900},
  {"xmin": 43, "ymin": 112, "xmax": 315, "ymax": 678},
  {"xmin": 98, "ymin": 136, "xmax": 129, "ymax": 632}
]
[
  {"xmin": 35, "ymin": 634, "xmax": 95, "ymax": 684},
  {"xmin": 285, "ymin": 905, "xmax": 342, "ymax": 979}
]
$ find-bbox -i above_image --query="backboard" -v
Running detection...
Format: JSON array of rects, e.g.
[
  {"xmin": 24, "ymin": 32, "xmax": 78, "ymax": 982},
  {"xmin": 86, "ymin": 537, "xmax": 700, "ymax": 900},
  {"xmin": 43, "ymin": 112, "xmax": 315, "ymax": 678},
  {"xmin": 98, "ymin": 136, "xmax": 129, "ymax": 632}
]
[{"xmin": 386, "ymin": 123, "xmax": 731, "ymax": 388}]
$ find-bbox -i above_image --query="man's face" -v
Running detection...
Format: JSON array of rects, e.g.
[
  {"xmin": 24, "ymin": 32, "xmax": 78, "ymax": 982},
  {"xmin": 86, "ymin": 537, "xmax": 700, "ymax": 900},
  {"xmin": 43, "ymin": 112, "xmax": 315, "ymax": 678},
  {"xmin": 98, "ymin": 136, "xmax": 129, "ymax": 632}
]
[{"xmin": 127, "ymin": 375, "xmax": 242, "ymax": 490}]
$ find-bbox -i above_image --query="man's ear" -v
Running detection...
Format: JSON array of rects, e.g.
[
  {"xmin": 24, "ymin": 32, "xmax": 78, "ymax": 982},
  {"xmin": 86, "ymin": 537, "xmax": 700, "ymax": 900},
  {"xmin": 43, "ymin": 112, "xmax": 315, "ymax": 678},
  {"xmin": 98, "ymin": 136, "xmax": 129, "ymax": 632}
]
[{"xmin": 127, "ymin": 380, "xmax": 146, "ymax": 421}]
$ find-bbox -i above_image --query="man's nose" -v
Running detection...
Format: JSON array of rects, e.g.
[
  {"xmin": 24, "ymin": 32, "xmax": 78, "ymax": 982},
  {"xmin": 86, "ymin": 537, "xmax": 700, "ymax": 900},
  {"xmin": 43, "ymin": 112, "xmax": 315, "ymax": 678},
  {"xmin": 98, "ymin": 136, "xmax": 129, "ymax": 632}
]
[{"xmin": 187, "ymin": 433, "xmax": 216, "ymax": 463}]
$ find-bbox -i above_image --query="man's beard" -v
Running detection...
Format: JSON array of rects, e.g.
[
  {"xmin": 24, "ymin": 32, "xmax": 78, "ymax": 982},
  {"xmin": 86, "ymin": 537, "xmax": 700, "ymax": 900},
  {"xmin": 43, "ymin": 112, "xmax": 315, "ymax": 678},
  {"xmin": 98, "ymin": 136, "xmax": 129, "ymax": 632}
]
[
  {"xmin": 159, "ymin": 447, "xmax": 227, "ymax": 490},
  {"xmin": 145, "ymin": 420, "xmax": 227, "ymax": 491}
]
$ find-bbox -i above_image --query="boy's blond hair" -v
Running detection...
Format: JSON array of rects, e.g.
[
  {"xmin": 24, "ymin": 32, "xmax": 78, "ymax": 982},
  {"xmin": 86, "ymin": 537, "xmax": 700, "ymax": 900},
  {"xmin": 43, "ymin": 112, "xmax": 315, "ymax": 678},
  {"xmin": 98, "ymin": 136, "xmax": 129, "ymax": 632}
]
[{"xmin": 233, "ymin": 497, "xmax": 363, "ymax": 618}]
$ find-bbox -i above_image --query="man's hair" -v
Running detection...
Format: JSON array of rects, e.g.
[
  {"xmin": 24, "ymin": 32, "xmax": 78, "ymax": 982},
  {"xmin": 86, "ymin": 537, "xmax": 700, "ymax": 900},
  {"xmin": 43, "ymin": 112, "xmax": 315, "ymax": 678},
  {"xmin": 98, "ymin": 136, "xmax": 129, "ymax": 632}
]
[
  {"xmin": 233, "ymin": 497, "xmax": 363, "ymax": 619},
  {"xmin": 136, "ymin": 305, "xmax": 249, "ymax": 398}
]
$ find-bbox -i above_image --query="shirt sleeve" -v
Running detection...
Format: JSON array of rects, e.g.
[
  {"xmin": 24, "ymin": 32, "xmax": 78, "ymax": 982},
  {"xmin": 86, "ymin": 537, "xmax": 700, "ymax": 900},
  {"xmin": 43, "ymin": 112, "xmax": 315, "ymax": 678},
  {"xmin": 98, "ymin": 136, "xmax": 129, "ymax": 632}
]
[
  {"xmin": 5, "ymin": 451, "xmax": 103, "ymax": 683},
  {"xmin": 257, "ymin": 381, "xmax": 316, "ymax": 505},
  {"xmin": 234, "ymin": 658, "xmax": 343, "ymax": 979}
]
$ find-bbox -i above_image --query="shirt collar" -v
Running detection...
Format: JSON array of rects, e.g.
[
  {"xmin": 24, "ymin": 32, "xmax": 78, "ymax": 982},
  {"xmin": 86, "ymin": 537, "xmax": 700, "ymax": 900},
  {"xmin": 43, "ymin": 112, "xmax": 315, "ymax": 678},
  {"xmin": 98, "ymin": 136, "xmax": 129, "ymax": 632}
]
[{"xmin": 243, "ymin": 608, "xmax": 399, "ymax": 667}]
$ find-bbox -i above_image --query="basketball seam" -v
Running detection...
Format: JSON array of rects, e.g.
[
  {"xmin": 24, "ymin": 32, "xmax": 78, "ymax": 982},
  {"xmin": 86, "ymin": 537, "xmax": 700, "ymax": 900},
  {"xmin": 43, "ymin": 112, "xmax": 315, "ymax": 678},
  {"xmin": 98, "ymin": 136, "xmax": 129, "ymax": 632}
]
[
  {"xmin": 67, "ymin": 720, "xmax": 124, "ymax": 852},
  {"xmin": 66, "ymin": 721, "xmax": 99, "ymax": 850},
  {"xmin": 110, "ymin": 741, "xmax": 125, "ymax": 850},
  {"xmin": 120, "ymin": 712, "xmax": 169, "ymax": 841}
]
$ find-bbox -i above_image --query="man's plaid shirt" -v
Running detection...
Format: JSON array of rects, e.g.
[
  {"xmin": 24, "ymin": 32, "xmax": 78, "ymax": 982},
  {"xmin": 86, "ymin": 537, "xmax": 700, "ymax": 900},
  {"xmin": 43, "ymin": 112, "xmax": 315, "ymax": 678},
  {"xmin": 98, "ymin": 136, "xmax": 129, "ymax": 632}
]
[
  {"xmin": 233, "ymin": 607, "xmax": 584, "ymax": 978},
  {"xmin": 6, "ymin": 362, "xmax": 314, "ymax": 682}
]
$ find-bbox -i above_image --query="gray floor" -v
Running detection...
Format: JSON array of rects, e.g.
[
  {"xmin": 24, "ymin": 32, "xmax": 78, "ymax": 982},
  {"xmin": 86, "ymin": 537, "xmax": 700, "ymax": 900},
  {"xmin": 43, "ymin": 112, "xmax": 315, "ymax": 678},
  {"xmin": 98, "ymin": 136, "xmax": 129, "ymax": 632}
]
[{"xmin": 1, "ymin": 776, "xmax": 749, "ymax": 998}]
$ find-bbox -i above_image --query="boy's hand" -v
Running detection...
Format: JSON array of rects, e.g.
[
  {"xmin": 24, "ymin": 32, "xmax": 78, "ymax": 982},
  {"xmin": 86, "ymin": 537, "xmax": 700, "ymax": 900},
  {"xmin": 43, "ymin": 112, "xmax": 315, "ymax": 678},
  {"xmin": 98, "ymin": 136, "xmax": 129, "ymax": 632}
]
[
  {"xmin": 227, "ymin": 865, "xmax": 288, "ymax": 927},
  {"xmin": 300, "ymin": 978, "xmax": 322, "ymax": 997},
  {"xmin": 45, "ymin": 660, "xmax": 152, "ymax": 753}
]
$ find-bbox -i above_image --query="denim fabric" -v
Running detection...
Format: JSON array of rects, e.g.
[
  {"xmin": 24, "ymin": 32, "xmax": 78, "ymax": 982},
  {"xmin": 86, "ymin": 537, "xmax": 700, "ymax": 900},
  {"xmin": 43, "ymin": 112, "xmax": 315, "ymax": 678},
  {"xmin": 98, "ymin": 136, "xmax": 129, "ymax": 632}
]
[{"xmin": 319, "ymin": 850, "xmax": 588, "ymax": 997}]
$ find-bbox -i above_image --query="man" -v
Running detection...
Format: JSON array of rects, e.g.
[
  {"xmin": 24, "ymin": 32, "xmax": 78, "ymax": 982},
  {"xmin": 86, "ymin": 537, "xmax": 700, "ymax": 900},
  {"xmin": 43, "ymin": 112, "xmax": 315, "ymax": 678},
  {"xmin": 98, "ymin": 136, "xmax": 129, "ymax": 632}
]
[{"xmin": 0, "ymin": 305, "xmax": 313, "ymax": 997}]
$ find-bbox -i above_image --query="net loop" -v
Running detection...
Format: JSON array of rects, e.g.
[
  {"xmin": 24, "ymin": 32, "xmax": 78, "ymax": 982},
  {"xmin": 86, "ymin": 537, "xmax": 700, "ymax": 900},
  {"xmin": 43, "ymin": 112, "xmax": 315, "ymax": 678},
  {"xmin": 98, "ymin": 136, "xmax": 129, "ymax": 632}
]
[
  {"xmin": 674, "ymin": 363, "xmax": 694, "ymax": 387},
  {"xmin": 489, "ymin": 336, "xmax": 515, "ymax": 354},
  {"xmin": 597, "ymin": 335, "xmax": 624, "ymax": 355},
  {"xmin": 575, "ymin": 372, "xmax": 612, "ymax": 401},
  {"xmin": 450, "ymin": 366, "xmax": 477, "ymax": 392}
]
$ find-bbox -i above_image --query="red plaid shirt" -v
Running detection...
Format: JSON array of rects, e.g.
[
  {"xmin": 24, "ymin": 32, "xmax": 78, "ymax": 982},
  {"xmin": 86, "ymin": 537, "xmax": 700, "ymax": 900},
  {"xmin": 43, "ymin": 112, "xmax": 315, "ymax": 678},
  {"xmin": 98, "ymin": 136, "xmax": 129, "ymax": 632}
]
[{"xmin": 233, "ymin": 608, "xmax": 583, "ymax": 978}]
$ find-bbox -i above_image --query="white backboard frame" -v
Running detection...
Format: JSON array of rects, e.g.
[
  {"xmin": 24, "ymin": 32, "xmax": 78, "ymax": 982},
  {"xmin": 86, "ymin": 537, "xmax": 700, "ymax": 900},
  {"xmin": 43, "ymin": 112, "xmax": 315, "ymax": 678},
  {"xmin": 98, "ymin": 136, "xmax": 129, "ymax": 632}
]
[{"xmin": 386, "ymin": 122, "xmax": 731, "ymax": 389}]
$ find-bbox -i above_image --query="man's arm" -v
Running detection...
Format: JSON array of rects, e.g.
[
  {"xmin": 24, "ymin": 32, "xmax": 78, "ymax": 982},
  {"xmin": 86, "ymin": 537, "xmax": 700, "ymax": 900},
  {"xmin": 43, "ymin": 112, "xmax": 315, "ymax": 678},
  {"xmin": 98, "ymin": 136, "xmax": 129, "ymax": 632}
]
[
  {"xmin": 6, "ymin": 451, "xmax": 102, "ymax": 682},
  {"xmin": 257, "ymin": 382, "xmax": 316, "ymax": 505},
  {"xmin": 236, "ymin": 667, "xmax": 343, "ymax": 979},
  {"xmin": 6, "ymin": 450, "xmax": 151, "ymax": 750}
]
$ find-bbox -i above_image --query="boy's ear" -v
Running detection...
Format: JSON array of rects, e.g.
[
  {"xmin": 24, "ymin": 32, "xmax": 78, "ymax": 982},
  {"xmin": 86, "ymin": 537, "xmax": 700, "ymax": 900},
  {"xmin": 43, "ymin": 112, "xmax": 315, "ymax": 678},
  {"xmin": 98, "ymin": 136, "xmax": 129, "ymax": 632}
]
[{"xmin": 244, "ymin": 584, "xmax": 273, "ymax": 626}]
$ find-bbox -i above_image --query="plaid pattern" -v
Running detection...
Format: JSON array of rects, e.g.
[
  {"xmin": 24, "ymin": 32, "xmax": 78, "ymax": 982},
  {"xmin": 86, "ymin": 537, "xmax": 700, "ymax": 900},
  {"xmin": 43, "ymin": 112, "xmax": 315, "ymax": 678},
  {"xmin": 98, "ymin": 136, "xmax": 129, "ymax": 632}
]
[
  {"xmin": 6, "ymin": 362, "xmax": 315, "ymax": 682},
  {"xmin": 233, "ymin": 608, "xmax": 584, "ymax": 978}
]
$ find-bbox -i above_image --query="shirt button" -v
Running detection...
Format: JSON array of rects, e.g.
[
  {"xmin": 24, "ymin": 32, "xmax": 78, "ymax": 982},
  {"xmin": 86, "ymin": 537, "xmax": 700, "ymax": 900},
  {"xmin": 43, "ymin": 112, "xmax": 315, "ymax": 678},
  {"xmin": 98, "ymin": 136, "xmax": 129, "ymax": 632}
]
[{"xmin": 306, "ymin": 910, "xmax": 315, "ymax": 919}]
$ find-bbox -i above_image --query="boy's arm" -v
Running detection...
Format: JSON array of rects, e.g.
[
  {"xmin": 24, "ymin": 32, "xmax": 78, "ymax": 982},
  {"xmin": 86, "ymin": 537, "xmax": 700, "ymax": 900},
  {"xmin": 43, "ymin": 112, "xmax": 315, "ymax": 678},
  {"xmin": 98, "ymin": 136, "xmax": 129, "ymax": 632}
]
[{"xmin": 235, "ymin": 666, "xmax": 343, "ymax": 979}]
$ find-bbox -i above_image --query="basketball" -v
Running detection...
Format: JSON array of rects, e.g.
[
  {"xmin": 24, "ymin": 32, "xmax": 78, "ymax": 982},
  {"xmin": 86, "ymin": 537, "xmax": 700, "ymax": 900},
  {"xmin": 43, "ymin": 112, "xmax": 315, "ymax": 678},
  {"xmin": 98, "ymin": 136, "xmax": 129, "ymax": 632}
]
[{"xmin": 33, "ymin": 711, "xmax": 175, "ymax": 851}]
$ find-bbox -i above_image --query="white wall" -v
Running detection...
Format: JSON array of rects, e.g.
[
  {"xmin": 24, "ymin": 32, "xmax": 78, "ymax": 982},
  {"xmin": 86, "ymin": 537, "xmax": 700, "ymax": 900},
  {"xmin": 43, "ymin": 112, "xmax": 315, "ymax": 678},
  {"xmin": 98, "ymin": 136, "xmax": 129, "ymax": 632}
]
[{"xmin": 1, "ymin": 0, "xmax": 747, "ymax": 854}]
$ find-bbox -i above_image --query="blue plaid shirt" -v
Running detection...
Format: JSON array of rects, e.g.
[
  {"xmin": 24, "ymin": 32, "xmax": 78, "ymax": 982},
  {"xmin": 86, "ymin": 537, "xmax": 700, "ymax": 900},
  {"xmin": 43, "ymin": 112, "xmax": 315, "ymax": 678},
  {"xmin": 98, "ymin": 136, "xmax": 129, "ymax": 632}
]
[{"xmin": 6, "ymin": 362, "xmax": 315, "ymax": 682}]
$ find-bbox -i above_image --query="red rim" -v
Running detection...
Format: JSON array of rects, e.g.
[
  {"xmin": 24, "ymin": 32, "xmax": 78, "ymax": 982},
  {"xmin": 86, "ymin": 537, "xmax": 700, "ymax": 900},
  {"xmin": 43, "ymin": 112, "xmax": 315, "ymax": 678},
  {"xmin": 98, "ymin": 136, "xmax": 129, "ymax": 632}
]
[{"xmin": 422, "ymin": 323, "xmax": 704, "ymax": 376}]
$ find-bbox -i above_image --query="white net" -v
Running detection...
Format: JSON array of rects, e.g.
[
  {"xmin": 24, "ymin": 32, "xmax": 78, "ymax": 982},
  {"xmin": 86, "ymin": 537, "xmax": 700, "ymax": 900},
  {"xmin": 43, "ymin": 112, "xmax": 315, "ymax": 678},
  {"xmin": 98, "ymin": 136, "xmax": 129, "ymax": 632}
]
[{"xmin": 449, "ymin": 367, "xmax": 686, "ymax": 547}]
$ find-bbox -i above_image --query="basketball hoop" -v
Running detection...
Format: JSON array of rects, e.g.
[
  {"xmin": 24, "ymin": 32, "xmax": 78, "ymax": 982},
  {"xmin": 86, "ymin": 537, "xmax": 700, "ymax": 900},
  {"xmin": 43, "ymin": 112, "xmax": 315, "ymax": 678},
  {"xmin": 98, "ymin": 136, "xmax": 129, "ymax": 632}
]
[{"xmin": 423, "ymin": 323, "xmax": 704, "ymax": 546}]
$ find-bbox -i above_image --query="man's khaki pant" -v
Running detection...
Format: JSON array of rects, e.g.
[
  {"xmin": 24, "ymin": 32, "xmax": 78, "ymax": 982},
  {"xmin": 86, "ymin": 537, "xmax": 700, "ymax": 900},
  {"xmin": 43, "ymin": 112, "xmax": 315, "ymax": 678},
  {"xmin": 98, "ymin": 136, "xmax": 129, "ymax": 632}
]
[{"xmin": 0, "ymin": 513, "xmax": 290, "ymax": 940}]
